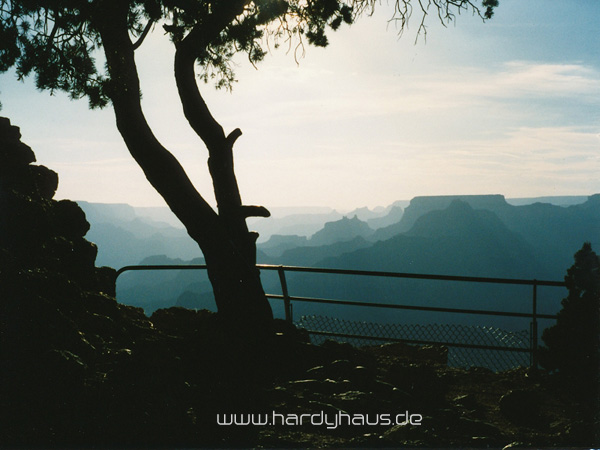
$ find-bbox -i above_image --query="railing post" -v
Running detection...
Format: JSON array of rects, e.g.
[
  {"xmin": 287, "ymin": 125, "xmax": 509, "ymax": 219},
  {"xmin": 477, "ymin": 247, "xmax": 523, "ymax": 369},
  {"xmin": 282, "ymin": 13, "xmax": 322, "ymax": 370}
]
[
  {"xmin": 530, "ymin": 281, "xmax": 538, "ymax": 371},
  {"xmin": 277, "ymin": 266, "xmax": 293, "ymax": 323}
]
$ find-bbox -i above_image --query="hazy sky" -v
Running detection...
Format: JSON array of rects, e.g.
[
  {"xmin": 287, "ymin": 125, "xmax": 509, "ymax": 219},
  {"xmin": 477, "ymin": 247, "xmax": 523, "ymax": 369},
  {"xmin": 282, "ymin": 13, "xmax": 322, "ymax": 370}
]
[{"xmin": 1, "ymin": 0, "xmax": 599, "ymax": 210}]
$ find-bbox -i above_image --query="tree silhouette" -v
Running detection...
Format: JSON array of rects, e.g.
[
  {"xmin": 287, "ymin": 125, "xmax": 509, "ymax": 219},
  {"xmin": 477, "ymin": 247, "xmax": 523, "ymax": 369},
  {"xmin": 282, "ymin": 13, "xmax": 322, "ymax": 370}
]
[
  {"xmin": 0, "ymin": 0, "xmax": 497, "ymax": 327},
  {"xmin": 540, "ymin": 243, "xmax": 600, "ymax": 408}
]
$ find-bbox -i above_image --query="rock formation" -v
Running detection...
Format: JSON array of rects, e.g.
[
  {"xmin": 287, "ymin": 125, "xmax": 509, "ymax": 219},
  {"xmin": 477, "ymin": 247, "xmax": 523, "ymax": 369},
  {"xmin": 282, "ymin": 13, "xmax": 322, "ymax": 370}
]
[{"xmin": 0, "ymin": 116, "xmax": 115, "ymax": 293}]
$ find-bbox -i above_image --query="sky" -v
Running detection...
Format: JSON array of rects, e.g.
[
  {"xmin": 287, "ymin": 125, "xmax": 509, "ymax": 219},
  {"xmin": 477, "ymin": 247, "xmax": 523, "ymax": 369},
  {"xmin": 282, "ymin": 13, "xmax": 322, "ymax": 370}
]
[{"xmin": 1, "ymin": 0, "xmax": 599, "ymax": 211}]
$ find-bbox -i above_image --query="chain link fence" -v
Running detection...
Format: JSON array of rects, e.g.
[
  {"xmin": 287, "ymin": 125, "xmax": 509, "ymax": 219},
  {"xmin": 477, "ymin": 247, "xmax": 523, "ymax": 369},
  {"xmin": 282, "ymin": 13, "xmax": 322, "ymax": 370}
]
[{"xmin": 296, "ymin": 315, "xmax": 531, "ymax": 372}]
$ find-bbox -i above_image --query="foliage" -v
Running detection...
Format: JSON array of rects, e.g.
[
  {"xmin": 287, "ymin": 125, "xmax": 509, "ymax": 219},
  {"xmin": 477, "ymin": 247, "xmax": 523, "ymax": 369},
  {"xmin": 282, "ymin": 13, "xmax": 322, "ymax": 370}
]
[
  {"xmin": 1, "ymin": 0, "xmax": 497, "ymax": 106},
  {"xmin": 540, "ymin": 243, "xmax": 600, "ymax": 391}
]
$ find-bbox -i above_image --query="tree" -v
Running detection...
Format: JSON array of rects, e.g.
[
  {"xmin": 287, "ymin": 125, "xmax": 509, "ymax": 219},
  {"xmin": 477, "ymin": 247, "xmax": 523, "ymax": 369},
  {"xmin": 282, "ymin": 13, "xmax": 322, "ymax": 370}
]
[
  {"xmin": 540, "ymin": 243, "xmax": 600, "ymax": 392},
  {"xmin": 0, "ymin": 0, "xmax": 497, "ymax": 328}
]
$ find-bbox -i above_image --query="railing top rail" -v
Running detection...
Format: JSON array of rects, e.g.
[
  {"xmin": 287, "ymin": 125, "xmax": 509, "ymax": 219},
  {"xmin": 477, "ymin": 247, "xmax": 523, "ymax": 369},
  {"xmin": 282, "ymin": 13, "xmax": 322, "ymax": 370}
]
[
  {"xmin": 116, "ymin": 264, "xmax": 207, "ymax": 277},
  {"xmin": 265, "ymin": 293, "xmax": 558, "ymax": 320},
  {"xmin": 115, "ymin": 263, "xmax": 566, "ymax": 288}
]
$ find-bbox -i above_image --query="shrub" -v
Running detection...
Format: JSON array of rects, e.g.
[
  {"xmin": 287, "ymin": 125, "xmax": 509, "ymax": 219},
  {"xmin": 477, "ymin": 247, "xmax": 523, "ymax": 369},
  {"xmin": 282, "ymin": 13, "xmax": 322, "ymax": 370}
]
[{"xmin": 540, "ymin": 243, "xmax": 599, "ymax": 395}]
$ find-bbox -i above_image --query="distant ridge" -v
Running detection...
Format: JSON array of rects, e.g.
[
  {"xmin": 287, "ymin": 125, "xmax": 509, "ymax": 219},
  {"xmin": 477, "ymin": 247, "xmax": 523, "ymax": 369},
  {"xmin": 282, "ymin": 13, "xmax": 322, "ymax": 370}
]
[
  {"xmin": 77, "ymin": 201, "xmax": 137, "ymax": 223},
  {"xmin": 373, "ymin": 194, "xmax": 509, "ymax": 241},
  {"xmin": 403, "ymin": 194, "xmax": 508, "ymax": 225},
  {"xmin": 406, "ymin": 200, "xmax": 518, "ymax": 242},
  {"xmin": 506, "ymin": 196, "xmax": 589, "ymax": 207},
  {"xmin": 310, "ymin": 215, "xmax": 373, "ymax": 246}
]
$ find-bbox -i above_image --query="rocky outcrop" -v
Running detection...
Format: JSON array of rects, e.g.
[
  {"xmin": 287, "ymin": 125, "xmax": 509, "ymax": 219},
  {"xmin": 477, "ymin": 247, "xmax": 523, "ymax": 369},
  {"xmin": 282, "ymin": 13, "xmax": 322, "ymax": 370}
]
[
  {"xmin": 0, "ymin": 117, "xmax": 114, "ymax": 293},
  {"xmin": 0, "ymin": 116, "xmax": 153, "ymax": 444}
]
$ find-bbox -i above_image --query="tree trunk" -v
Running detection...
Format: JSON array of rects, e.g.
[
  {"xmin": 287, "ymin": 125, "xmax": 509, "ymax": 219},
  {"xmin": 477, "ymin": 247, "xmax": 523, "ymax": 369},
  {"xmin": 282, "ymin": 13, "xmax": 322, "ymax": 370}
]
[{"xmin": 97, "ymin": 3, "xmax": 273, "ymax": 329}]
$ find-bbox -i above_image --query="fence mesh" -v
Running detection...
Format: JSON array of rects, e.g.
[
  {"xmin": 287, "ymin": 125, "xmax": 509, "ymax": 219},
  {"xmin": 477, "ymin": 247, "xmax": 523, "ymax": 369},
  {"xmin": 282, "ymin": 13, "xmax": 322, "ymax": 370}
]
[{"xmin": 296, "ymin": 315, "xmax": 531, "ymax": 372}]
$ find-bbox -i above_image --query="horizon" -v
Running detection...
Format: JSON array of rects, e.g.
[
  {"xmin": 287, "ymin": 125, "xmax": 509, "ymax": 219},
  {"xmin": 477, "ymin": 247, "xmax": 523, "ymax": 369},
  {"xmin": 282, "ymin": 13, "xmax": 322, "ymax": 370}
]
[
  {"xmin": 1, "ymin": 0, "xmax": 599, "ymax": 210},
  {"xmin": 79, "ymin": 192, "xmax": 596, "ymax": 216}
]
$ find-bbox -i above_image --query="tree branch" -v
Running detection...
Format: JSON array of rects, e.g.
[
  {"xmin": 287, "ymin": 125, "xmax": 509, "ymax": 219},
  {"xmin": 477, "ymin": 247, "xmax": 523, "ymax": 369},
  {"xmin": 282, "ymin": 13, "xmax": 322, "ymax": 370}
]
[
  {"xmin": 226, "ymin": 128, "xmax": 243, "ymax": 147},
  {"xmin": 132, "ymin": 19, "xmax": 153, "ymax": 51},
  {"xmin": 173, "ymin": 1, "xmax": 270, "ymax": 267},
  {"xmin": 96, "ymin": 3, "xmax": 222, "ymax": 256},
  {"xmin": 241, "ymin": 205, "xmax": 271, "ymax": 219}
]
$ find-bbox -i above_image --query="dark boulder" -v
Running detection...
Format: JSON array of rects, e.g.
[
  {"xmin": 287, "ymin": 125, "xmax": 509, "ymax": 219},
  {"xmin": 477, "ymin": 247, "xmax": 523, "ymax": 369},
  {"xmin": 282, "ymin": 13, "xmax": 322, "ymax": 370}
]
[
  {"xmin": 52, "ymin": 199, "xmax": 91, "ymax": 238},
  {"xmin": 499, "ymin": 389, "xmax": 542, "ymax": 426}
]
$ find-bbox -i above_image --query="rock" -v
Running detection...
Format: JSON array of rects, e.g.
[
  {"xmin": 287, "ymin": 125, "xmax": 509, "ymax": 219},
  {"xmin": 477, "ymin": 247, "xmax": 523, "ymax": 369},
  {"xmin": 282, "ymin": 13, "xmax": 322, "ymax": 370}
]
[
  {"xmin": 93, "ymin": 267, "xmax": 118, "ymax": 297},
  {"xmin": 453, "ymin": 393, "xmax": 478, "ymax": 409},
  {"xmin": 0, "ymin": 120, "xmax": 35, "ymax": 169},
  {"xmin": 468, "ymin": 366, "xmax": 494, "ymax": 375},
  {"xmin": 52, "ymin": 199, "xmax": 91, "ymax": 238},
  {"xmin": 273, "ymin": 318, "xmax": 311, "ymax": 343},
  {"xmin": 562, "ymin": 419, "xmax": 593, "ymax": 445},
  {"xmin": 29, "ymin": 165, "xmax": 59, "ymax": 199},
  {"xmin": 382, "ymin": 421, "xmax": 428, "ymax": 445},
  {"xmin": 0, "ymin": 116, "xmax": 21, "ymax": 140},
  {"xmin": 333, "ymin": 390, "xmax": 371, "ymax": 403},
  {"xmin": 370, "ymin": 379, "xmax": 396, "ymax": 396},
  {"xmin": 284, "ymin": 378, "xmax": 352, "ymax": 396},
  {"xmin": 502, "ymin": 442, "xmax": 529, "ymax": 449},
  {"xmin": 0, "ymin": 191, "xmax": 51, "ymax": 253},
  {"xmin": 0, "ymin": 116, "xmax": 111, "ymax": 294},
  {"xmin": 305, "ymin": 365, "xmax": 326, "ymax": 378},
  {"xmin": 43, "ymin": 349, "xmax": 89, "ymax": 383},
  {"xmin": 150, "ymin": 307, "xmax": 217, "ymax": 338},
  {"xmin": 499, "ymin": 389, "xmax": 542, "ymax": 426},
  {"xmin": 306, "ymin": 400, "xmax": 349, "ymax": 418},
  {"xmin": 328, "ymin": 359, "xmax": 353, "ymax": 376},
  {"xmin": 388, "ymin": 363, "xmax": 447, "ymax": 406},
  {"xmin": 368, "ymin": 342, "xmax": 448, "ymax": 365},
  {"xmin": 347, "ymin": 365, "xmax": 373, "ymax": 390},
  {"xmin": 417, "ymin": 345, "xmax": 448, "ymax": 365},
  {"xmin": 285, "ymin": 379, "xmax": 322, "ymax": 390},
  {"xmin": 320, "ymin": 340, "xmax": 359, "ymax": 360},
  {"xmin": 331, "ymin": 390, "xmax": 391, "ymax": 415},
  {"xmin": 321, "ymin": 378, "xmax": 352, "ymax": 395},
  {"xmin": 455, "ymin": 416, "xmax": 503, "ymax": 437}
]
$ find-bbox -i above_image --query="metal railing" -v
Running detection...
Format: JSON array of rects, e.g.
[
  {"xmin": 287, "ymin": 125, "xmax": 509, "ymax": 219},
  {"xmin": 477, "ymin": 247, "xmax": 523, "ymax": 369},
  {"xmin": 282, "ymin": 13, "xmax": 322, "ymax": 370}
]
[{"xmin": 115, "ymin": 264, "xmax": 565, "ymax": 369}]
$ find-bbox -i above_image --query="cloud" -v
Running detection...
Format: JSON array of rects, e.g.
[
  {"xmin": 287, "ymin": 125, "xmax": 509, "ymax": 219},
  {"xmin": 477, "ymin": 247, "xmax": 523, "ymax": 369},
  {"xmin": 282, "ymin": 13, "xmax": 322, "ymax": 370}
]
[
  {"xmin": 215, "ymin": 60, "xmax": 600, "ymax": 133},
  {"xmin": 422, "ymin": 126, "xmax": 600, "ymax": 193},
  {"xmin": 382, "ymin": 61, "xmax": 600, "ymax": 114},
  {"xmin": 496, "ymin": 62, "xmax": 600, "ymax": 98}
]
